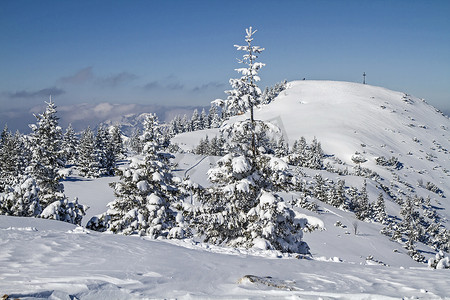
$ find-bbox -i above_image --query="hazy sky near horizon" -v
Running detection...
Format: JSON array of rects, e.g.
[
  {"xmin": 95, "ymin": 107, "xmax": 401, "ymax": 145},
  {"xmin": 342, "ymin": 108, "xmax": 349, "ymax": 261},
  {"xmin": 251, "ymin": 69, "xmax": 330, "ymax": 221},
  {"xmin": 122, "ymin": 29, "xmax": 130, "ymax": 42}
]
[{"xmin": 1, "ymin": 0, "xmax": 449, "ymax": 117}]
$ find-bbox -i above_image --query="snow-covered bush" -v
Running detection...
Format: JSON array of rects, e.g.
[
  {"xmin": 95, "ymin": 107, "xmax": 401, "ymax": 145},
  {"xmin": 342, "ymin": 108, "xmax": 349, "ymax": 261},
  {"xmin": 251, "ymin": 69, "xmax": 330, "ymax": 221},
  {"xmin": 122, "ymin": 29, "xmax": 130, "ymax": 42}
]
[
  {"xmin": 40, "ymin": 197, "xmax": 87, "ymax": 225},
  {"xmin": 243, "ymin": 191, "xmax": 309, "ymax": 253},
  {"xmin": 0, "ymin": 175, "xmax": 41, "ymax": 217},
  {"xmin": 428, "ymin": 251, "xmax": 450, "ymax": 269}
]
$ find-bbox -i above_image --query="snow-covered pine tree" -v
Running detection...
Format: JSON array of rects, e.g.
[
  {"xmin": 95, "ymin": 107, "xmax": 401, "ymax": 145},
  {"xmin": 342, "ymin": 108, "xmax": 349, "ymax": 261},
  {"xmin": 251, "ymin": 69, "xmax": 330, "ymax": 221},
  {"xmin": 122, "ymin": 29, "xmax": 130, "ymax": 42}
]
[
  {"xmin": 77, "ymin": 127, "xmax": 100, "ymax": 178},
  {"xmin": 194, "ymin": 136, "xmax": 210, "ymax": 155},
  {"xmin": 129, "ymin": 127, "xmax": 143, "ymax": 154},
  {"xmin": 354, "ymin": 180, "xmax": 371, "ymax": 221},
  {"xmin": 221, "ymin": 26, "xmax": 265, "ymax": 160},
  {"xmin": 28, "ymin": 99, "xmax": 65, "ymax": 206},
  {"xmin": 181, "ymin": 114, "xmax": 191, "ymax": 132},
  {"xmin": 95, "ymin": 125, "xmax": 110, "ymax": 176},
  {"xmin": 209, "ymin": 135, "xmax": 225, "ymax": 156},
  {"xmin": 305, "ymin": 137, "xmax": 324, "ymax": 169},
  {"xmin": 62, "ymin": 123, "xmax": 78, "ymax": 166},
  {"xmin": 110, "ymin": 124, "xmax": 124, "ymax": 159},
  {"xmin": 0, "ymin": 127, "xmax": 29, "ymax": 192},
  {"xmin": 288, "ymin": 137, "xmax": 307, "ymax": 166},
  {"xmin": 190, "ymin": 109, "xmax": 201, "ymax": 131},
  {"xmin": 274, "ymin": 135, "xmax": 289, "ymax": 157},
  {"xmin": 400, "ymin": 196, "xmax": 423, "ymax": 260},
  {"xmin": 186, "ymin": 27, "xmax": 308, "ymax": 254},
  {"xmin": 200, "ymin": 108, "xmax": 208, "ymax": 130},
  {"xmin": 208, "ymin": 104, "xmax": 222, "ymax": 128},
  {"xmin": 373, "ymin": 192, "xmax": 388, "ymax": 224},
  {"xmin": 347, "ymin": 186, "xmax": 359, "ymax": 212},
  {"xmin": 88, "ymin": 138, "xmax": 180, "ymax": 238},
  {"xmin": 142, "ymin": 113, "xmax": 160, "ymax": 143},
  {"xmin": 313, "ymin": 174, "xmax": 327, "ymax": 203},
  {"xmin": 329, "ymin": 179, "xmax": 347, "ymax": 208}
]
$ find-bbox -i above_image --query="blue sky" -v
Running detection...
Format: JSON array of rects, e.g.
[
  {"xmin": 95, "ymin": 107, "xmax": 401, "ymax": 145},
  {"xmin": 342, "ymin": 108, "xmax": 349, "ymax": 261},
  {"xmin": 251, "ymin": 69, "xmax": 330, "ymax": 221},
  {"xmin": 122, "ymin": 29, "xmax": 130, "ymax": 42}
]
[{"xmin": 1, "ymin": 0, "xmax": 449, "ymax": 129}]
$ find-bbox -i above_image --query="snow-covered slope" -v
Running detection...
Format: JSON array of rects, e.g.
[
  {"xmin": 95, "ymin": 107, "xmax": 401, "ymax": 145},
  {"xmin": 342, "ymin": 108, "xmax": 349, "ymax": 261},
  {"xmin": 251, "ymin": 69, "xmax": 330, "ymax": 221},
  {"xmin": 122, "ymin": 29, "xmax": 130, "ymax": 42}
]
[{"xmin": 1, "ymin": 215, "xmax": 449, "ymax": 299}]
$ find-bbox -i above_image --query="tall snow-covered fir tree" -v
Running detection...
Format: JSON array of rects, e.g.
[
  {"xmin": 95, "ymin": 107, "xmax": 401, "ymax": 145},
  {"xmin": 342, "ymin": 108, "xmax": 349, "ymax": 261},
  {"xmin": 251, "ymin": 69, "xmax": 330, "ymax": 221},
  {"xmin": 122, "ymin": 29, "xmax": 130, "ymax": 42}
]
[
  {"xmin": 213, "ymin": 26, "xmax": 265, "ymax": 161},
  {"xmin": 185, "ymin": 27, "xmax": 309, "ymax": 254},
  {"xmin": 28, "ymin": 99, "xmax": 65, "ymax": 206}
]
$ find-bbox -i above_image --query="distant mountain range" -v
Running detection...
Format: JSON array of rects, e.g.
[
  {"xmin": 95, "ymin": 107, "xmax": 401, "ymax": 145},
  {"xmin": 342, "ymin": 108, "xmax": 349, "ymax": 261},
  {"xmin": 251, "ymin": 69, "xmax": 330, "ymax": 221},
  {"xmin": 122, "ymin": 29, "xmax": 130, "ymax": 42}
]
[{"xmin": 1, "ymin": 102, "xmax": 206, "ymax": 134}]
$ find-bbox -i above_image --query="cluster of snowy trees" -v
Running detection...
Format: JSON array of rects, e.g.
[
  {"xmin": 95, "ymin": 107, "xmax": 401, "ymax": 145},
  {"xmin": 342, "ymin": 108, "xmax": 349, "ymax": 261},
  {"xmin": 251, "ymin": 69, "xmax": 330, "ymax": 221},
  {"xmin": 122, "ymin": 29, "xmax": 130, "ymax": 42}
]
[
  {"xmin": 194, "ymin": 135, "xmax": 226, "ymax": 156},
  {"xmin": 167, "ymin": 106, "xmax": 222, "ymax": 137},
  {"xmin": 76, "ymin": 125, "xmax": 123, "ymax": 178},
  {"xmin": 261, "ymin": 80, "xmax": 288, "ymax": 105},
  {"xmin": 0, "ymin": 101, "xmax": 87, "ymax": 224}
]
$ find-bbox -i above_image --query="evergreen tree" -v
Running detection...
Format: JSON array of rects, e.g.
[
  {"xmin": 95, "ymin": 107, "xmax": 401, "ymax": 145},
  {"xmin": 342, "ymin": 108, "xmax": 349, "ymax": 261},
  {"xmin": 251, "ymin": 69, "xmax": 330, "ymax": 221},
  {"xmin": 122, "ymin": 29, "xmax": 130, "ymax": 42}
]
[
  {"xmin": 274, "ymin": 135, "xmax": 288, "ymax": 157},
  {"xmin": 28, "ymin": 99, "xmax": 65, "ymax": 206},
  {"xmin": 221, "ymin": 27, "xmax": 265, "ymax": 160},
  {"xmin": 0, "ymin": 127, "xmax": 28, "ymax": 192},
  {"xmin": 95, "ymin": 125, "xmax": 110, "ymax": 176},
  {"xmin": 209, "ymin": 135, "xmax": 225, "ymax": 156},
  {"xmin": 373, "ymin": 192, "xmax": 388, "ymax": 224},
  {"xmin": 208, "ymin": 104, "xmax": 222, "ymax": 128},
  {"xmin": 354, "ymin": 180, "xmax": 371, "ymax": 221},
  {"xmin": 181, "ymin": 114, "xmax": 189, "ymax": 132},
  {"xmin": 78, "ymin": 127, "xmax": 100, "ymax": 178},
  {"xmin": 142, "ymin": 113, "xmax": 160, "ymax": 144},
  {"xmin": 182, "ymin": 27, "xmax": 308, "ymax": 254},
  {"xmin": 190, "ymin": 109, "xmax": 201, "ymax": 131},
  {"xmin": 305, "ymin": 137, "xmax": 324, "ymax": 169},
  {"xmin": 110, "ymin": 125, "xmax": 124, "ymax": 159},
  {"xmin": 88, "ymin": 140, "xmax": 180, "ymax": 237},
  {"xmin": 288, "ymin": 136, "xmax": 307, "ymax": 166},
  {"xmin": 40, "ymin": 196, "xmax": 86, "ymax": 225},
  {"xmin": 329, "ymin": 179, "xmax": 346, "ymax": 208},
  {"xmin": 62, "ymin": 123, "xmax": 78, "ymax": 166},
  {"xmin": 200, "ymin": 108, "xmax": 208, "ymax": 130},
  {"xmin": 313, "ymin": 174, "xmax": 327, "ymax": 203},
  {"xmin": 129, "ymin": 128, "xmax": 143, "ymax": 154}
]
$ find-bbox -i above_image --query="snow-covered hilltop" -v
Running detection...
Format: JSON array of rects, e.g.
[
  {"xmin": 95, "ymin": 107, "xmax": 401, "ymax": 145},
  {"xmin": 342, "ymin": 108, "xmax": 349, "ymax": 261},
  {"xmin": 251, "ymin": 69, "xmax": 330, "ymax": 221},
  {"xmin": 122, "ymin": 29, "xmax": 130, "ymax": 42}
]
[{"xmin": 257, "ymin": 80, "xmax": 449, "ymax": 171}]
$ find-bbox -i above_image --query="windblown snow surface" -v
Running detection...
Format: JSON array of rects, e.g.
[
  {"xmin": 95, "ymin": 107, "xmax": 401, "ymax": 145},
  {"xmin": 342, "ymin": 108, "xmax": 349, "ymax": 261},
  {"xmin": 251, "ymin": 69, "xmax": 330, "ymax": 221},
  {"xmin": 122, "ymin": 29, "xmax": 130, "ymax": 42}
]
[{"xmin": 1, "ymin": 81, "xmax": 449, "ymax": 299}]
